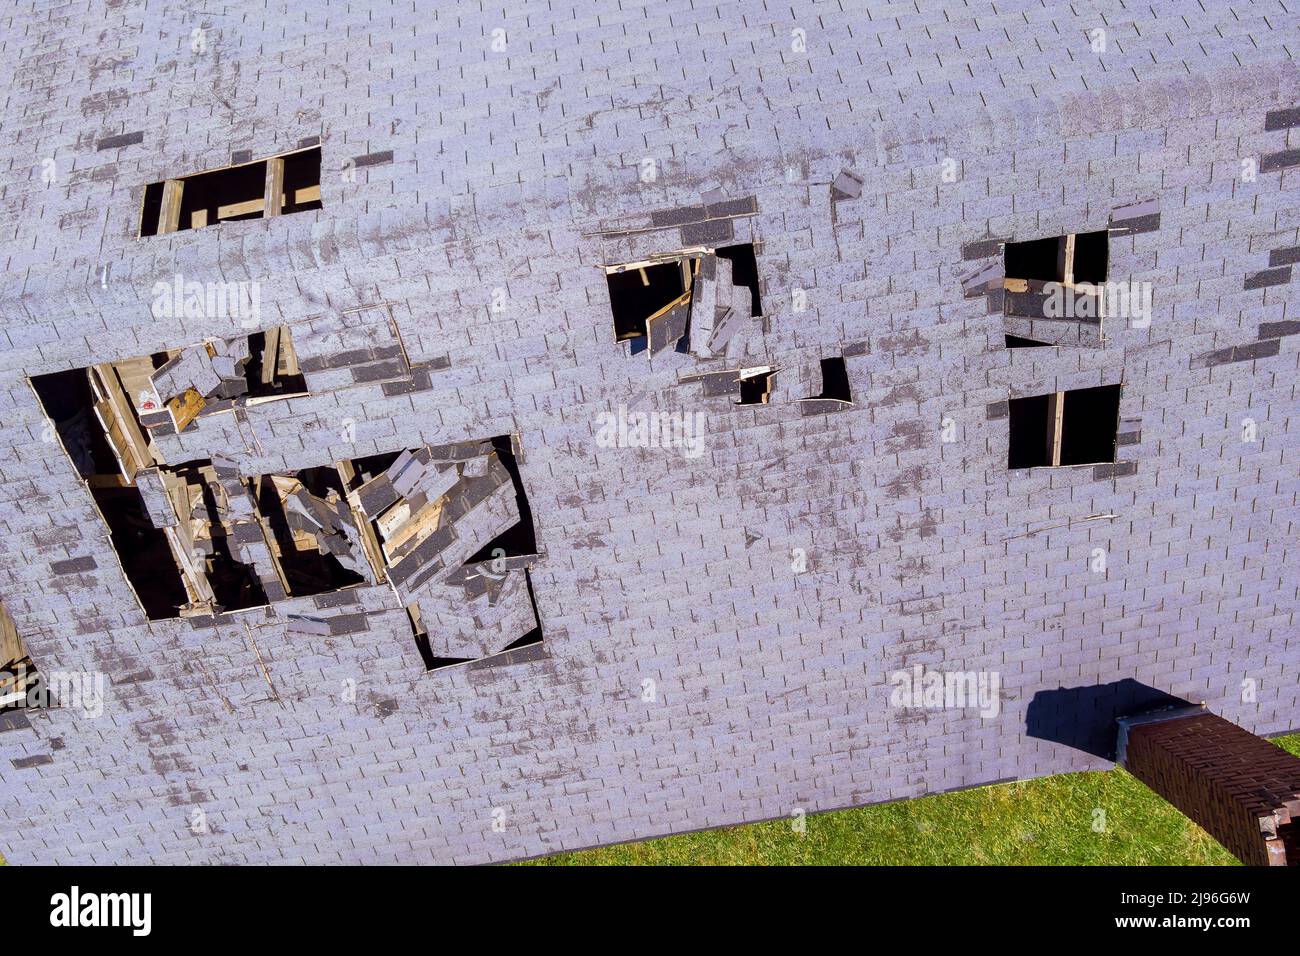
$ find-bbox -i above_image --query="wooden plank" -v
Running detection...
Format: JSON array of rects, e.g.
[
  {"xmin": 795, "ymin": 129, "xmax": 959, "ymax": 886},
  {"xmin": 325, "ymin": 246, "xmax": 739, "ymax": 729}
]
[
  {"xmin": 382, "ymin": 500, "xmax": 444, "ymax": 563},
  {"xmin": 336, "ymin": 459, "xmax": 359, "ymax": 490},
  {"xmin": 293, "ymin": 184, "xmax": 321, "ymax": 205},
  {"xmin": 111, "ymin": 357, "xmax": 162, "ymax": 415},
  {"xmin": 1062, "ymin": 233, "xmax": 1076, "ymax": 287},
  {"xmin": 375, "ymin": 499, "xmax": 415, "ymax": 539},
  {"xmin": 264, "ymin": 157, "xmax": 285, "ymax": 218},
  {"xmin": 644, "ymin": 289, "xmax": 692, "ymax": 353},
  {"xmin": 216, "ymin": 197, "xmax": 265, "ymax": 220},
  {"xmin": 244, "ymin": 392, "xmax": 304, "ymax": 407},
  {"xmin": 162, "ymin": 473, "xmax": 203, "ymax": 560},
  {"xmin": 261, "ymin": 326, "xmax": 282, "ymax": 385},
  {"xmin": 158, "ymin": 179, "xmax": 184, "ymax": 234},
  {"xmin": 162, "ymin": 522, "xmax": 215, "ymax": 607},
  {"xmin": 375, "ymin": 493, "xmax": 420, "ymax": 542},
  {"xmin": 160, "ymin": 471, "xmax": 191, "ymax": 525},
  {"xmin": 344, "ymin": 490, "xmax": 389, "ymax": 583},
  {"xmin": 97, "ymin": 362, "xmax": 161, "ymax": 466},
  {"xmin": 190, "ymin": 209, "xmax": 208, "ymax": 229},
  {"xmin": 604, "ymin": 249, "xmax": 710, "ymax": 273},
  {"xmin": 335, "ymin": 460, "xmax": 388, "ymax": 581},
  {"xmin": 167, "ymin": 387, "xmax": 206, "ymax": 432},
  {"xmin": 277, "ymin": 326, "xmax": 300, "ymax": 377},
  {"xmin": 0, "ymin": 601, "xmax": 21, "ymax": 668},
  {"xmin": 92, "ymin": 400, "xmax": 140, "ymax": 482},
  {"xmin": 386, "ymin": 315, "xmax": 413, "ymax": 376},
  {"xmin": 1047, "ymin": 391, "xmax": 1064, "ymax": 467},
  {"xmin": 254, "ymin": 478, "xmax": 295, "ymax": 596},
  {"xmin": 269, "ymin": 474, "xmax": 301, "ymax": 501},
  {"xmin": 0, "ymin": 664, "xmax": 31, "ymax": 701},
  {"xmin": 0, "ymin": 662, "xmax": 33, "ymax": 703},
  {"xmin": 405, "ymin": 602, "xmax": 426, "ymax": 637}
]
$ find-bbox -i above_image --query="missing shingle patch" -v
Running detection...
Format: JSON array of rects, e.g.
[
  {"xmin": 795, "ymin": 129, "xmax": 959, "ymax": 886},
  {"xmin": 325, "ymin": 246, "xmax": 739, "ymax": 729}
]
[{"xmin": 1008, "ymin": 384, "xmax": 1121, "ymax": 470}]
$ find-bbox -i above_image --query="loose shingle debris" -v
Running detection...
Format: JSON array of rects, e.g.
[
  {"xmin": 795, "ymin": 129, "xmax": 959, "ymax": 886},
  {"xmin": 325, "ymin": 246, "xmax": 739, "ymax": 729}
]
[
  {"xmin": 168, "ymin": 458, "xmax": 270, "ymax": 612},
  {"xmin": 145, "ymin": 328, "xmax": 304, "ymax": 433},
  {"xmin": 606, "ymin": 243, "xmax": 760, "ymax": 359},
  {"xmin": 33, "ymin": 351, "xmax": 544, "ymax": 659},
  {"xmin": 830, "ymin": 167, "xmax": 865, "ymax": 201},
  {"xmin": 340, "ymin": 437, "xmax": 544, "ymax": 668},
  {"xmin": 998, "ymin": 230, "xmax": 1108, "ymax": 346},
  {"xmin": 371, "ymin": 447, "xmax": 519, "ymax": 597},
  {"xmin": 691, "ymin": 253, "xmax": 752, "ymax": 359},
  {"xmin": 266, "ymin": 473, "xmax": 374, "ymax": 587}
]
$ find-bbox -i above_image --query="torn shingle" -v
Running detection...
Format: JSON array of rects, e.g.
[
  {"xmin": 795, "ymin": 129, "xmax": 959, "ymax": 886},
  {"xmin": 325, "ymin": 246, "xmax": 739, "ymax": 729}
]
[
  {"xmin": 961, "ymin": 260, "xmax": 1003, "ymax": 298},
  {"xmin": 681, "ymin": 217, "xmax": 733, "ymax": 246},
  {"xmin": 135, "ymin": 468, "xmax": 178, "ymax": 528},
  {"xmin": 961, "ymin": 238, "xmax": 1007, "ymax": 261},
  {"xmin": 831, "ymin": 168, "xmax": 865, "ymax": 201},
  {"xmin": 286, "ymin": 614, "xmax": 332, "ymax": 636},
  {"xmin": 1109, "ymin": 198, "xmax": 1161, "ymax": 236}
]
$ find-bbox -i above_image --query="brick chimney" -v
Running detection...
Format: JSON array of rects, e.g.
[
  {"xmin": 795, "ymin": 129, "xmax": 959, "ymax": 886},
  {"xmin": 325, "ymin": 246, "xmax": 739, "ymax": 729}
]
[{"xmin": 1118, "ymin": 704, "xmax": 1300, "ymax": 866}]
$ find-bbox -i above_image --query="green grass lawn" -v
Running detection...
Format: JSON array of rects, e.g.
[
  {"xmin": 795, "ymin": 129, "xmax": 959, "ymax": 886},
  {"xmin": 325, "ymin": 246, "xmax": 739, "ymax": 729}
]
[{"xmin": 524, "ymin": 733, "xmax": 1300, "ymax": 865}]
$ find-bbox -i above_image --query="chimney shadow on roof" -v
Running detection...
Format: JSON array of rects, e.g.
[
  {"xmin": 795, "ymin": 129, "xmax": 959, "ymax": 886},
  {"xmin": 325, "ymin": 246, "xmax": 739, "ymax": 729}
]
[{"xmin": 1025, "ymin": 679, "xmax": 1190, "ymax": 761}]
